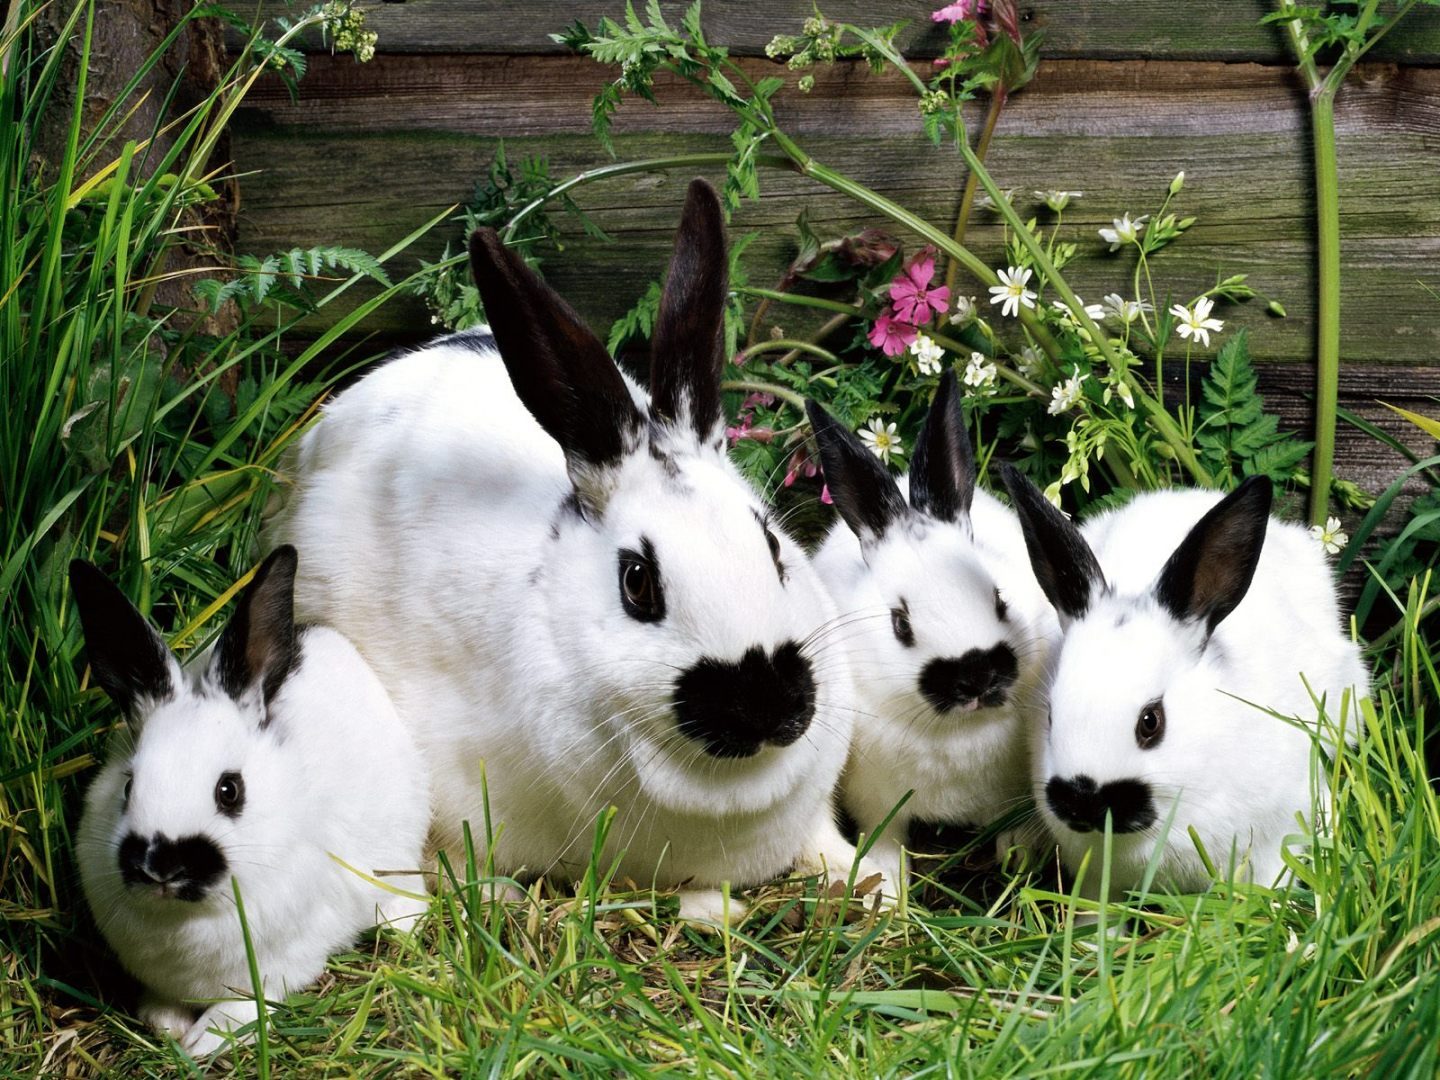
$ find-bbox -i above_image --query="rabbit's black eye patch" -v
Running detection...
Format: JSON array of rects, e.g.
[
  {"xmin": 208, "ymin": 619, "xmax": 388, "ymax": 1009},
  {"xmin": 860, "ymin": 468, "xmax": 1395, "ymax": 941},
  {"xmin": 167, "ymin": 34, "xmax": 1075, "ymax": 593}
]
[
  {"xmin": 756, "ymin": 512, "xmax": 786, "ymax": 584},
  {"xmin": 891, "ymin": 601, "xmax": 915, "ymax": 647},
  {"xmin": 214, "ymin": 771, "xmax": 245, "ymax": 817},
  {"xmin": 618, "ymin": 540, "xmax": 665, "ymax": 623},
  {"xmin": 994, "ymin": 587, "xmax": 1008, "ymax": 621}
]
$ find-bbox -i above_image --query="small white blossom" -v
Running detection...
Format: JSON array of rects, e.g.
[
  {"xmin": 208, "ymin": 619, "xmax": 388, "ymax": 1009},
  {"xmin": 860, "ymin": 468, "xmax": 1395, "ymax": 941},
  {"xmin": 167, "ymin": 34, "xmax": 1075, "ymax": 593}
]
[
  {"xmin": 1016, "ymin": 346, "xmax": 1045, "ymax": 380},
  {"xmin": 909, "ymin": 333, "xmax": 945, "ymax": 376},
  {"xmin": 1036, "ymin": 190, "xmax": 1082, "ymax": 212},
  {"xmin": 988, "ymin": 266, "xmax": 1037, "ymax": 318},
  {"xmin": 1098, "ymin": 213, "xmax": 1148, "ymax": 252},
  {"xmin": 1051, "ymin": 296, "xmax": 1105, "ymax": 324},
  {"xmin": 962, "ymin": 351, "xmax": 998, "ymax": 396},
  {"xmin": 1048, "ymin": 371, "xmax": 1088, "ymax": 415},
  {"xmin": 1170, "ymin": 295, "xmax": 1225, "ymax": 347},
  {"xmin": 1309, "ymin": 516, "xmax": 1348, "ymax": 556},
  {"xmin": 974, "ymin": 188, "xmax": 1016, "ymax": 212},
  {"xmin": 859, "ymin": 417, "xmax": 903, "ymax": 464},
  {"xmin": 1102, "ymin": 292, "xmax": 1153, "ymax": 325},
  {"xmin": 1104, "ymin": 375, "xmax": 1135, "ymax": 410},
  {"xmin": 949, "ymin": 294, "xmax": 978, "ymax": 325}
]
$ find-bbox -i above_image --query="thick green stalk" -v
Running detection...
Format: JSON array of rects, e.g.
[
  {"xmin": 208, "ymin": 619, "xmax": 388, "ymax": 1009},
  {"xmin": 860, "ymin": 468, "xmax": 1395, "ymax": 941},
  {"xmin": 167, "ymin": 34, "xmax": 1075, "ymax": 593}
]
[
  {"xmin": 1308, "ymin": 86, "xmax": 1341, "ymax": 526},
  {"xmin": 943, "ymin": 87, "xmax": 1006, "ymax": 294}
]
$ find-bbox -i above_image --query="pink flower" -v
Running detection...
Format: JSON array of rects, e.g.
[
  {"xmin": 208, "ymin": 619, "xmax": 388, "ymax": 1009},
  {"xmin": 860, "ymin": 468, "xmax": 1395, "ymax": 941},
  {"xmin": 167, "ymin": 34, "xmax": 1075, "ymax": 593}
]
[
  {"xmin": 740, "ymin": 392, "xmax": 776, "ymax": 411},
  {"xmin": 868, "ymin": 312, "xmax": 918, "ymax": 357},
  {"xmin": 783, "ymin": 445, "xmax": 820, "ymax": 488},
  {"xmin": 820, "ymin": 483, "xmax": 833, "ymax": 505},
  {"xmin": 726, "ymin": 415, "xmax": 753, "ymax": 446},
  {"xmin": 932, "ymin": 0, "xmax": 986, "ymax": 23},
  {"xmin": 888, "ymin": 252, "xmax": 950, "ymax": 325}
]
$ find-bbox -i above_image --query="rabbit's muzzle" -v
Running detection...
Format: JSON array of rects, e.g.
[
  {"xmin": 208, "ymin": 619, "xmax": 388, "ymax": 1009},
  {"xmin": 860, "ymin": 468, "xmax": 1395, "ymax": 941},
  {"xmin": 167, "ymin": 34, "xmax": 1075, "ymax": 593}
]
[
  {"xmin": 918, "ymin": 644, "xmax": 1018, "ymax": 714},
  {"xmin": 672, "ymin": 642, "xmax": 817, "ymax": 759},
  {"xmin": 1044, "ymin": 774, "xmax": 1157, "ymax": 835},
  {"xmin": 118, "ymin": 831, "xmax": 228, "ymax": 902}
]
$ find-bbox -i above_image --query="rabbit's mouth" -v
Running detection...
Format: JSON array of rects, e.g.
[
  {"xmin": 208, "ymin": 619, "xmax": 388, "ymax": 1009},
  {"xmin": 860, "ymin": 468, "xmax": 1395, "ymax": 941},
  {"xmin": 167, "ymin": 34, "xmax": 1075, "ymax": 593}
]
[
  {"xmin": 118, "ymin": 831, "xmax": 228, "ymax": 903},
  {"xmin": 671, "ymin": 642, "xmax": 817, "ymax": 759}
]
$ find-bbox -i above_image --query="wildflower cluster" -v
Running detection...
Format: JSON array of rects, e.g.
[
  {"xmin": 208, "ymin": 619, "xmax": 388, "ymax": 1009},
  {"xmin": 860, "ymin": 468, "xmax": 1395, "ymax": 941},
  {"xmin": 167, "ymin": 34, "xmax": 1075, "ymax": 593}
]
[{"xmin": 321, "ymin": 2, "xmax": 378, "ymax": 62}]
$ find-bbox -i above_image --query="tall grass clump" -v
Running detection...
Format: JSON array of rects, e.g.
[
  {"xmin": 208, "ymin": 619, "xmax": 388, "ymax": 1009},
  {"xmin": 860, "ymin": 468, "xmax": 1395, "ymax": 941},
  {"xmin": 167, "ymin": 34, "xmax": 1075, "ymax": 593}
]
[{"xmin": 0, "ymin": 2, "xmax": 440, "ymax": 1070}]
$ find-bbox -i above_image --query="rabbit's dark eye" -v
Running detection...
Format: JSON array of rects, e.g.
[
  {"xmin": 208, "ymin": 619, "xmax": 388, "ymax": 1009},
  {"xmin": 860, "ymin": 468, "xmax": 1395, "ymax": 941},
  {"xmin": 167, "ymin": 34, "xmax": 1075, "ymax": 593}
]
[
  {"xmin": 1135, "ymin": 701, "xmax": 1166, "ymax": 750},
  {"xmin": 122, "ymin": 775, "xmax": 133, "ymax": 806},
  {"xmin": 994, "ymin": 587, "xmax": 1009, "ymax": 621},
  {"xmin": 215, "ymin": 771, "xmax": 245, "ymax": 817},
  {"xmin": 891, "ymin": 603, "xmax": 915, "ymax": 648},
  {"xmin": 764, "ymin": 527, "xmax": 786, "ymax": 583},
  {"xmin": 618, "ymin": 543, "xmax": 665, "ymax": 623}
]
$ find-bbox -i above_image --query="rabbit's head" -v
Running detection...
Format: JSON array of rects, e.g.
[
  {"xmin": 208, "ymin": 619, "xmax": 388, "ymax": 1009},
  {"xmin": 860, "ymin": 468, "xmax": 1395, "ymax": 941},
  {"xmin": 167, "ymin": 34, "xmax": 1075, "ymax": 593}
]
[
  {"xmin": 1002, "ymin": 470, "xmax": 1275, "ymax": 877},
  {"xmin": 72, "ymin": 548, "xmax": 306, "ymax": 910},
  {"xmin": 807, "ymin": 372, "xmax": 1039, "ymax": 726},
  {"xmin": 467, "ymin": 180, "xmax": 848, "ymax": 813}
]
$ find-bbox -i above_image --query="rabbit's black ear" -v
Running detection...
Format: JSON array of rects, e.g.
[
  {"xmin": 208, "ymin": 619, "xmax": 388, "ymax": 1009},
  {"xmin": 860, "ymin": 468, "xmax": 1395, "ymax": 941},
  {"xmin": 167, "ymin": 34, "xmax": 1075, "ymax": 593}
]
[
  {"xmin": 69, "ymin": 560, "xmax": 175, "ymax": 718},
  {"xmin": 1001, "ymin": 465, "xmax": 1106, "ymax": 623},
  {"xmin": 215, "ymin": 547, "xmax": 300, "ymax": 710},
  {"xmin": 468, "ymin": 228, "xmax": 645, "ymax": 481},
  {"xmin": 650, "ymin": 178, "xmax": 728, "ymax": 446},
  {"xmin": 806, "ymin": 399, "xmax": 908, "ymax": 545},
  {"xmin": 1154, "ymin": 477, "xmax": 1272, "ymax": 636},
  {"xmin": 908, "ymin": 370, "xmax": 976, "ymax": 523}
]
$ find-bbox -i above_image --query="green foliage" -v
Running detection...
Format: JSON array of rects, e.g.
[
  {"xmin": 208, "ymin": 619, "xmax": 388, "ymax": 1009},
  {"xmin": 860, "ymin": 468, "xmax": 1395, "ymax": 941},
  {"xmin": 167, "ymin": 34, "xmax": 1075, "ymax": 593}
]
[
  {"xmin": 1196, "ymin": 330, "xmax": 1313, "ymax": 487},
  {"xmin": 193, "ymin": 246, "xmax": 391, "ymax": 314},
  {"xmin": 607, "ymin": 279, "xmax": 663, "ymax": 354}
]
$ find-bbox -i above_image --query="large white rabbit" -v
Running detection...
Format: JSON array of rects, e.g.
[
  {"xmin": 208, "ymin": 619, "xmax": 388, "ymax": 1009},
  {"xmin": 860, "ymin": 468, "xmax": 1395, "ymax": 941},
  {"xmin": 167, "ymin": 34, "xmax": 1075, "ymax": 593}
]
[
  {"xmin": 72, "ymin": 547, "xmax": 429, "ymax": 1056},
  {"xmin": 268, "ymin": 180, "xmax": 876, "ymax": 920},
  {"xmin": 807, "ymin": 372, "xmax": 1059, "ymax": 889},
  {"xmin": 1001, "ymin": 469, "xmax": 1370, "ymax": 894}
]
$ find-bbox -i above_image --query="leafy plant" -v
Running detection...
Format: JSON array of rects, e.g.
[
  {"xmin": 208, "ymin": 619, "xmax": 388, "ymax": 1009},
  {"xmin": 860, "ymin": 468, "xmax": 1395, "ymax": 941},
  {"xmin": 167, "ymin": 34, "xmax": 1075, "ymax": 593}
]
[{"xmin": 1196, "ymin": 331, "xmax": 1314, "ymax": 486}]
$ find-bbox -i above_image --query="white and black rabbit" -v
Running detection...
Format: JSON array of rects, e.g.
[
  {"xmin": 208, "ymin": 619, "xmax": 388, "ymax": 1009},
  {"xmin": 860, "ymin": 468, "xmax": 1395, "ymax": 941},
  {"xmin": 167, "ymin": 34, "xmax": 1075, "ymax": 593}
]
[
  {"xmin": 72, "ymin": 547, "xmax": 429, "ymax": 1056},
  {"xmin": 1001, "ymin": 469, "xmax": 1370, "ymax": 895},
  {"xmin": 807, "ymin": 371, "xmax": 1059, "ymax": 889},
  {"xmin": 268, "ymin": 179, "xmax": 877, "ymax": 921}
]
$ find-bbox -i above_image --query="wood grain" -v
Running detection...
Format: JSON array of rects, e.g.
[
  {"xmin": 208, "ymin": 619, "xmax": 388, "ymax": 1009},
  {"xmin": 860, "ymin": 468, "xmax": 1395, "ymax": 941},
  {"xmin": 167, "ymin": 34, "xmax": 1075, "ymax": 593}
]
[
  {"xmin": 229, "ymin": 0, "xmax": 1440, "ymax": 63},
  {"xmin": 232, "ymin": 56, "xmax": 1440, "ymax": 368}
]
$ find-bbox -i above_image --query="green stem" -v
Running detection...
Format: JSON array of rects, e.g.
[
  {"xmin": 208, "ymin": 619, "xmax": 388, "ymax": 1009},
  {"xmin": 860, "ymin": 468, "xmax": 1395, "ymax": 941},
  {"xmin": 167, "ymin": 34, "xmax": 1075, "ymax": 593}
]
[
  {"xmin": 779, "ymin": 311, "xmax": 852, "ymax": 366},
  {"xmin": 1308, "ymin": 86, "xmax": 1341, "ymax": 525},
  {"xmin": 735, "ymin": 339, "xmax": 837, "ymax": 365},
  {"xmin": 943, "ymin": 87, "xmax": 1006, "ymax": 294},
  {"xmin": 720, "ymin": 378, "xmax": 807, "ymax": 411},
  {"xmin": 502, "ymin": 152, "xmax": 795, "ymax": 241},
  {"xmin": 737, "ymin": 287, "xmax": 857, "ymax": 316}
]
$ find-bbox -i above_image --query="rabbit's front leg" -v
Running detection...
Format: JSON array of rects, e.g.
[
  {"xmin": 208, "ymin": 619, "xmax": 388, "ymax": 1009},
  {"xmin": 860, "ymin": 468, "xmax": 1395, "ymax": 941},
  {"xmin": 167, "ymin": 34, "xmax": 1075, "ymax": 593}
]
[{"xmin": 180, "ymin": 995, "xmax": 266, "ymax": 1057}]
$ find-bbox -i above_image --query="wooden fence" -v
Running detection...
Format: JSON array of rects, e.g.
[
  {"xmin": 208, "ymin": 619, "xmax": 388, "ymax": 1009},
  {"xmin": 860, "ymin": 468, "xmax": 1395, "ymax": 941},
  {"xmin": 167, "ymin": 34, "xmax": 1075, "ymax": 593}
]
[{"xmin": 230, "ymin": 1, "xmax": 1440, "ymax": 495}]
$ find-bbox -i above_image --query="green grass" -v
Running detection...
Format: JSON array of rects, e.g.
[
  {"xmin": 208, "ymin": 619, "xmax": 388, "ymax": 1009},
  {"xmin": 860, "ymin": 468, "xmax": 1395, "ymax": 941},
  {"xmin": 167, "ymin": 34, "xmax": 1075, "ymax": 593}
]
[{"xmin": 3, "ymin": 2, "xmax": 1439, "ymax": 1076}]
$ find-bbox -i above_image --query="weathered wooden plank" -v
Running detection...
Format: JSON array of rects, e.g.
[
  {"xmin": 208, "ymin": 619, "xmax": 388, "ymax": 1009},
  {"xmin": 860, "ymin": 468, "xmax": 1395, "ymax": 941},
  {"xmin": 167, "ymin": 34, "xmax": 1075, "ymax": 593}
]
[
  {"xmin": 228, "ymin": 0, "xmax": 1440, "ymax": 64},
  {"xmin": 232, "ymin": 56, "xmax": 1440, "ymax": 370}
]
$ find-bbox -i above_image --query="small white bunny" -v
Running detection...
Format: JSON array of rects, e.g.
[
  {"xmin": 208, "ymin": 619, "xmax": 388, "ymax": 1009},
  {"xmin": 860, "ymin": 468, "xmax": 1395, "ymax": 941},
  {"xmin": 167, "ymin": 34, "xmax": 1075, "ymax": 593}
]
[
  {"xmin": 1001, "ymin": 469, "xmax": 1370, "ymax": 895},
  {"xmin": 807, "ymin": 371, "xmax": 1059, "ymax": 889},
  {"xmin": 72, "ymin": 547, "xmax": 429, "ymax": 1056},
  {"xmin": 267, "ymin": 179, "xmax": 876, "ymax": 921}
]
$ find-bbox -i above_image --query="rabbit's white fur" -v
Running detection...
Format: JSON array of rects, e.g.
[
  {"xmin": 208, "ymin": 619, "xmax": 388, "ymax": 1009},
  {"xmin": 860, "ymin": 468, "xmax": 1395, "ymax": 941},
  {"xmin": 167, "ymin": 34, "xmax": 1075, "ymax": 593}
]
[
  {"xmin": 808, "ymin": 378, "xmax": 1058, "ymax": 889},
  {"xmin": 268, "ymin": 183, "xmax": 871, "ymax": 918},
  {"xmin": 1007, "ymin": 475, "xmax": 1370, "ymax": 896},
  {"xmin": 74, "ymin": 553, "xmax": 428, "ymax": 1056}
]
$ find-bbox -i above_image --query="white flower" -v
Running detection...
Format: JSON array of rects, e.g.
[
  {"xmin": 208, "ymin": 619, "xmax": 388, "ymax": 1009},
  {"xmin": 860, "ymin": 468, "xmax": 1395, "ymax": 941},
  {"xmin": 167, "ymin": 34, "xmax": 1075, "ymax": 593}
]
[
  {"xmin": 1048, "ymin": 371, "xmax": 1088, "ymax": 415},
  {"xmin": 1170, "ymin": 295, "xmax": 1224, "ymax": 347},
  {"xmin": 962, "ymin": 351, "xmax": 998, "ymax": 396},
  {"xmin": 1036, "ymin": 190, "xmax": 1082, "ymax": 212},
  {"xmin": 1102, "ymin": 292, "xmax": 1153, "ymax": 325},
  {"xmin": 974, "ymin": 188, "xmax": 1016, "ymax": 212},
  {"xmin": 859, "ymin": 417, "xmax": 903, "ymax": 464},
  {"xmin": 1104, "ymin": 375, "xmax": 1135, "ymax": 410},
  {"xmin": 1051, "ymin": 296, "xmax": 1105, "ymax": 324},
  {"xmin": 1098, "ymin": 213, "xmax": 1148, "ymax": 252},
  {"xmin": 988, "ymin": 266, "xmax": 1037, "ymax": 318},
  {"xmin": 1016, "ymin": 346, "xmax": 1045, "ymax": 380},
  {"xmin": 909, "ymin": 333, "xmax": 945, "ymax": 376},
  {"xmin": 1309, "ymin": 516, "xmax": 1348, "ymax": 556},
  {"xmin": 949, "ymin": 294, "xmax": 978, "ymax": 325}
]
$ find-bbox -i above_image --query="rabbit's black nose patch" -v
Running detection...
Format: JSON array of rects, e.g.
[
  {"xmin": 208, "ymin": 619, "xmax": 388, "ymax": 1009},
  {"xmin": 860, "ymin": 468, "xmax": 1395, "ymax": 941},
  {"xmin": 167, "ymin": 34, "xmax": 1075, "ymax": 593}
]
[
  {"xmin": 673, "ymin": 642, "xmax": 816, "ymax": 758},
  {"xmin": 119, "ymin": 831, "xmax": 228, "ymax": 902},
  {"xmin": 919, "ymin": 644, "xmax": 1018, "ymax": 713},
  {"xmin": 1045, "ymin": 774, "xmax": 1156, "ymax": 835}
]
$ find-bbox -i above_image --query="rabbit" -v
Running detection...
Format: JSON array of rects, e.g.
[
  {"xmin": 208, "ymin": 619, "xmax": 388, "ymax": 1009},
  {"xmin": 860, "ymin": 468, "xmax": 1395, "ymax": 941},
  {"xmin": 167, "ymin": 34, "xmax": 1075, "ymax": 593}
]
[
  {"xmin": 71, "ymin": 546, "xmax": 429, "ymax": 1057},
  {"xmin": 1001, "ymin": 468, "xmax": 1371, "ymax": 897},
  {"xmin": 265, "ymin": 179, "xmax": 880, "ymax": 923},
  {"xmin": 806, "ymin": 370, "xmax": 1060, "ymax": 890}
]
